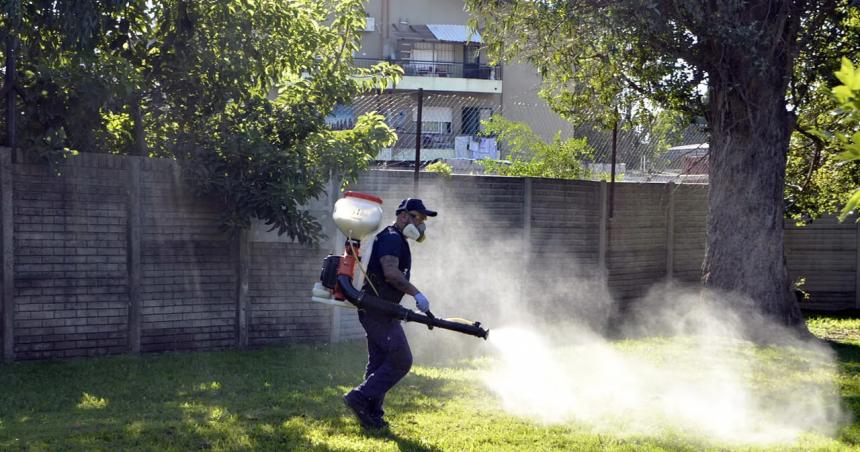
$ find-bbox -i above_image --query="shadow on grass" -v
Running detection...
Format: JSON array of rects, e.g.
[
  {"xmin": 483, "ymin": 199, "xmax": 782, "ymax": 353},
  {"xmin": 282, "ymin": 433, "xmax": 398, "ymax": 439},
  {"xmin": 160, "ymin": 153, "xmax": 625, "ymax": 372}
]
[
  {"xmin": 364, "ymin": 429, "xmax": 443, "ymax": 452},
  {"xmin": 821, "ymin": 339, "xmax": 860, "ymax": 446},
  {"xmin": 0, "ymin": 340, "xmax": 469, "ymax": 450},
  {"xmin": 828, "ymin": 340, "xmax": 860, "ymax": 365}
]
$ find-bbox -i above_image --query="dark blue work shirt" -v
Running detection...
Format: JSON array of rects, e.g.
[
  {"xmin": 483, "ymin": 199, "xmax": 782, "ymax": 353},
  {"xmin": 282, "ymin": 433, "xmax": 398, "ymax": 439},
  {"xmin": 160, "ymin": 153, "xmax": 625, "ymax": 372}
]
[{"xmin": 363, "ymin": 225, "xmax": 411, "ymax": 303}]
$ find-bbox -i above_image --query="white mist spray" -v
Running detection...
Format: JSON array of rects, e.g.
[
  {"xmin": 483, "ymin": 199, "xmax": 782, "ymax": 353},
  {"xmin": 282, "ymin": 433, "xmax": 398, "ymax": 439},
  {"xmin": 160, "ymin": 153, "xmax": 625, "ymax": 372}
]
[
  {"xmin": 402, "ymin": 192, "xmax": 847, "ymax": 446},
  {"xmin": 481, "ymin": 292, "xmax": 847, "ymax": 445}
]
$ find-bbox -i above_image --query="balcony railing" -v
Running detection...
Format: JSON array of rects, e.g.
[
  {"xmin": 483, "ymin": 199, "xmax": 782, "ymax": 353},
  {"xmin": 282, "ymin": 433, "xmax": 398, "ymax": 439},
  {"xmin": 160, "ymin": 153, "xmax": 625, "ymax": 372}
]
[
  {"xmin": 354, "ymin": 58, "xmax": 501, "ymax": 81},
  {"xmin": 384, "ymin": 132, "xmax": 454, "ymax": 150},
  {"xmin": 388, "ymin": 133, "xmax": 499, "ymax": 158}
]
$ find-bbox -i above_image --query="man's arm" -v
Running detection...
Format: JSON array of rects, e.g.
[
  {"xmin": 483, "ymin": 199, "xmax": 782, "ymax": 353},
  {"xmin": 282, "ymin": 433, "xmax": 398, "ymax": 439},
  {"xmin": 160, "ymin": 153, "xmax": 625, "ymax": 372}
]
[{"xmin": 380, "ymin": 255, "xmax": 419, "ymax": 296}]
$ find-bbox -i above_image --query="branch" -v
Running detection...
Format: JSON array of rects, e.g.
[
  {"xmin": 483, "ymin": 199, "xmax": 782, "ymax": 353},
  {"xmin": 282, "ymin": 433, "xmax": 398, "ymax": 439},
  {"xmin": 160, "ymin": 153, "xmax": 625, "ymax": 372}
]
[
  {"xmin": 617, "ymin": 71, "xmax": 703, "ymax": 119},
  {"xmin": 792, "ymin": 122, "xmax": 827, "ymax": 192}
]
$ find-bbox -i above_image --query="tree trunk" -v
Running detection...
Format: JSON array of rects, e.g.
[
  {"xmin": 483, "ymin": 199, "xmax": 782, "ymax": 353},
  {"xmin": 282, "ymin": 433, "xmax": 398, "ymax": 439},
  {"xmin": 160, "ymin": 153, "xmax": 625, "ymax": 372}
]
[
  {"xmin": 130, "ymin": 95, "xmax": 146, "ymax": 157},
  {"xmin": 703, "ymin": 36, "xmax": 805, "ymax": 333}
]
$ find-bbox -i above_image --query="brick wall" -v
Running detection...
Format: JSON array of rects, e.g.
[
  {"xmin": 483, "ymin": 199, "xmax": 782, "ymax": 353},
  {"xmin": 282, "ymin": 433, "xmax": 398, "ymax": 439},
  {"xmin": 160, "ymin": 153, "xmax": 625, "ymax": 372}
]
[
  {"xmin": 1, "ymin": 151, "xmax": 8, "ymax": 358},
  {"xmin": 0, "ymin": 150, "xmax": 349, "ymax": 360},
  {"xmin": 248, "ymin": 243, "xmax": 331, "ymax": 344},
  {"xmin": 607, "ymin": 183, "xmax": 671, "ymax": 301},
  {"xmin": 672, "ymin": 185, "xmax": 708, "ymax": 283},
  {"xmin": 12, "ymin": 156, "xmax": 129, "ymax": 359},
  {"xmin": 1, "ymin": 148, "xmax": 857, "ymax": 361},
  {"xmin": 139, "ymin": 159, "xmax": 236, "ymax": 353},
  {"xmin": 530, "ymin": 179, "xmax": 602, "ymax": 274},
  {"xmin": 785, "ymin": 215, "xmax": 858, "ymax": 309},
  {"xmin": 527, "ymin": 179, "xmax": 603, "ymax": 320}
]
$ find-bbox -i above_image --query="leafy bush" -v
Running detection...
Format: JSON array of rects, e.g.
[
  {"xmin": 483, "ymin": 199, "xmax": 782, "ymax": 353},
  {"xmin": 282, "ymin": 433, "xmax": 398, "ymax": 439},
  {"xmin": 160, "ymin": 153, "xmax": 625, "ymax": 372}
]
[
  {"xmin": 425, "ymin": 161, "xmax": 452, "ymax": 178},
  {"xmin": 477, "ymin": 115, "xmax": 593, "ymax": 180}
]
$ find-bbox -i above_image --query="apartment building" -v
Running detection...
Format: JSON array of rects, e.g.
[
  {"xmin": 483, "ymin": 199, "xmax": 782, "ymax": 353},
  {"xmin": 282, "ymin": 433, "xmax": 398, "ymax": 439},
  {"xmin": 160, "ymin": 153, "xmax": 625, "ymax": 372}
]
[{"xmin": 330, "ymin": 0, "xmax": 575, "ymax": 162}]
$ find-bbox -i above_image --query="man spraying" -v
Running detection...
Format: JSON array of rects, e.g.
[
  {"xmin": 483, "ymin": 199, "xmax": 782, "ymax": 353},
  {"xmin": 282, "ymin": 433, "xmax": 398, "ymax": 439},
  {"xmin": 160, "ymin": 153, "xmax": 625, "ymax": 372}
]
[{"xmin": 343, "ymin": 198, "xmax": 436, "ymax": 430}]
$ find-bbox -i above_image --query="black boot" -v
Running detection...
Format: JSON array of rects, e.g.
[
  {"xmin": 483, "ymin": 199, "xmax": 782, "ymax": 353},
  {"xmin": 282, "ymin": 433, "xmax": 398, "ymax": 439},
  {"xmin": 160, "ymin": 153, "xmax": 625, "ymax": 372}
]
[
  {"xmin": 368, "ymin": 397, "xmax": 389, "ymax": 428},
  {"xmin": 343, "ymin": 391, "xmax": 385, "ymax": 430}
]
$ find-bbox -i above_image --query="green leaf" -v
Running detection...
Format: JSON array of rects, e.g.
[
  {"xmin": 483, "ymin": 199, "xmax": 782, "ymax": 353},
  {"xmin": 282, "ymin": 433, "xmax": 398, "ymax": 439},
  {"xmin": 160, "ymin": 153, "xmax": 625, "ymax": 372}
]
[
  {"xmin": 834, "ymin": 144, "xmax": 860, "ymax": 162},
  {"xmin": 835, "ymin": 58, "xmax": 860, "ymax": 90},
  {"xmin": 839, "ymin": 189, "xmax": 860, "ymax": 222}
]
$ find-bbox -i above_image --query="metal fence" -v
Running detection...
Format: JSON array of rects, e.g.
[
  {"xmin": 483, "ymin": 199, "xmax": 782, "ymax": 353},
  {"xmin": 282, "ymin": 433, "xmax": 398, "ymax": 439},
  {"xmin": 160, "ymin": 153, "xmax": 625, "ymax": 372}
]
[
  {"xmin": 354, "ymin": 57, "xmax": 502, "ymax": 80},
  {"xmin": 328, "ymin": 89, "xmax": 710, "ymax": 183}
]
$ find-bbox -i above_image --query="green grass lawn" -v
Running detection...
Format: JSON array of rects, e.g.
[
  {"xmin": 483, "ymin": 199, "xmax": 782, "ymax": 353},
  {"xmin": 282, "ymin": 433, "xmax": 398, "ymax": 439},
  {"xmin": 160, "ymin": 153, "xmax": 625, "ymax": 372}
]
[{"xmin": 1, "ymin": 316, "xmax": 859, "ymax": 451}]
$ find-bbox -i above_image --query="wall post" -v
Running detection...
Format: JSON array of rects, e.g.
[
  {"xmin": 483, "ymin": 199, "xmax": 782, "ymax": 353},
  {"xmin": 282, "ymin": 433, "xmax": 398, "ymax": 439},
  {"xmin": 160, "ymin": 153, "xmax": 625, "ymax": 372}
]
[
  {"xmin": 666, "ymin": 182, "xmax": 675, "ymax": 280},
  {"xmin": 236, "ymin": 229, "xmax": 250, "ymax": 348},
  {"xmin": 855, "ymin": 220, "xmax": 860, "ymax": 308},
  {"xmin": 1, "ymin": 149, "xmax": 14, "ymax": 360},
  {"xmin": 328, "ymin": 178, "xmax": 343, "ymax": 343},
  {"xmin": 520, "ymin": 178, "xmax": 533, "ymax": 300},
  {"xmin": 598, "ymin": 180, "xmax": 608, "ymax": 276},
  {"xmin": 127, "ymin": 157, "xmax": 142, "ymax": 353}
]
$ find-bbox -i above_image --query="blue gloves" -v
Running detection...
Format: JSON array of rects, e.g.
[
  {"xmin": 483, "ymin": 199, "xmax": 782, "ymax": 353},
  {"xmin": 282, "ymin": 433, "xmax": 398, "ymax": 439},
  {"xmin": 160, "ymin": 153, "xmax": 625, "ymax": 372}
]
[{"xmin": 414, "ymin": 292, "xmax": 430, "ymax": 313}]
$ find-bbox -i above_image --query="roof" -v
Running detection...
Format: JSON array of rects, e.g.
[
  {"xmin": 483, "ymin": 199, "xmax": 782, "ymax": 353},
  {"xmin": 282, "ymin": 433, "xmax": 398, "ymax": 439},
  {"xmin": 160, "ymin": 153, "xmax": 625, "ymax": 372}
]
[
  {"xmin": 392, "ymin": 23, "xmax": 482, "ymax": 43},
  {"xmin": 667, "ymin": 143, "xmax": 709, "ymax": 151},
  {"xmin": 391, "ymin": 23, "xmax": 436, "ymax": 41},
  {"xmin": 426, "ymin": 24, "xmax": 482, "ymax": 43}
]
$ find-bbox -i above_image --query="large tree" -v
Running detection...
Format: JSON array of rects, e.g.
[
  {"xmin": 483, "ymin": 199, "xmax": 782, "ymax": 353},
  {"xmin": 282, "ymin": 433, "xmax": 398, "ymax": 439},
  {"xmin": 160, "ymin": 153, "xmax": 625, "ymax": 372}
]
[
  {"xmin": 1, "ymin": 0, "xmax": 399, "ymax": 243},
  {"xmin": 466, "ymin": 0, "xmax": 859, "ymax": 329}
]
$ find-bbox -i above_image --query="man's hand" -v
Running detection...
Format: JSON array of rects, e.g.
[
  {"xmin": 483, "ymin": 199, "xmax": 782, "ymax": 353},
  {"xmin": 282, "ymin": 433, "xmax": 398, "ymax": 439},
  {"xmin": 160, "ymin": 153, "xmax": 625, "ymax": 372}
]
[{"xmin": 414, "ymin": 293, "xmax": 430, "ymax": 313}]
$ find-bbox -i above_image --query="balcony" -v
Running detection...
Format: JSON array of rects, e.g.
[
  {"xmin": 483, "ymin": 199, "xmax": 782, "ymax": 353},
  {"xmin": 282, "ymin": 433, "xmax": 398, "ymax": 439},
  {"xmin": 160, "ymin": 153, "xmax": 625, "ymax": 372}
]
[
  {"xmin": 355, "ymin": 58, "xmax": 503, "ymax": 94},
  {"xmin": 356, "ymin": 58, "xmax": 501, "ymax": 80},
  {"xmin": 377, "ymin": 133, "xmax": 499, "ymax": 161}
]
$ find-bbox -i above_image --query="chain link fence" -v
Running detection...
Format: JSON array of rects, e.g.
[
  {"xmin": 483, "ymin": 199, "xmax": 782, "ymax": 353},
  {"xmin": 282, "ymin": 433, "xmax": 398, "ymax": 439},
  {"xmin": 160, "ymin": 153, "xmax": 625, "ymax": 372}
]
[{"xmin": 329, "ymin": 89, "xmax": 710, "ymax": 183}]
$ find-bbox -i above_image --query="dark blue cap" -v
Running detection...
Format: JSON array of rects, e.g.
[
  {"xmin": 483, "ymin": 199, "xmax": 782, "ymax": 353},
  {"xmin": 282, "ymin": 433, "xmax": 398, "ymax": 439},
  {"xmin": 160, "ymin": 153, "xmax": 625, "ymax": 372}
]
[{"xmin": 396, "ymin": 198, "xmax": 437, "ymax": 217}]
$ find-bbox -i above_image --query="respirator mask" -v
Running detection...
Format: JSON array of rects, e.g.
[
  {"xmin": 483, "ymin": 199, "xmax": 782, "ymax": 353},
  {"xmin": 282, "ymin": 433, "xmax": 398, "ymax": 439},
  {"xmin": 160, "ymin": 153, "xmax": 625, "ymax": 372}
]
[{"xmin": 402, "ymin": 217, "xmax": 427, "ymax": 242}]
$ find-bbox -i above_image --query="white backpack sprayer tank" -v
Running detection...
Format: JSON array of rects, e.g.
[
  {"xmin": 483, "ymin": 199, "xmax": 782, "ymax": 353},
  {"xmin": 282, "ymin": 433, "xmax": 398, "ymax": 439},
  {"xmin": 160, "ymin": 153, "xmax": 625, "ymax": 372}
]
[
  {"xmin": 311, "ymin": 191, "xmax": 383, "ymax": 307},
  {"xmin": 310, "ymin": 191, "xmax": 489, "ymax": 339},
  {"xmin": 332, "ymin": 192, "xmax": 384, "ymax": 241}
]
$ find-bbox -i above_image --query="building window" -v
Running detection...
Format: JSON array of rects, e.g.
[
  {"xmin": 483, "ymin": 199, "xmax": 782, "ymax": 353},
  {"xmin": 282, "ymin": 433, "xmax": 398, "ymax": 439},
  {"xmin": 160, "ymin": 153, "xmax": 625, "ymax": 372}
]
[
  {"xmin": 412, "ymin": 42, "xmax": 455, "ymax": 62},
  {"xmin": 413, "ymin": 107, "xmax": 452, "ymax": 134},
  {"xmin": 461, "ymin": 107, "xmax": 493, "ymax": 135},
  {"xmin": 420, "ymin": 121, "xmax": 452, "ymax": 134}
]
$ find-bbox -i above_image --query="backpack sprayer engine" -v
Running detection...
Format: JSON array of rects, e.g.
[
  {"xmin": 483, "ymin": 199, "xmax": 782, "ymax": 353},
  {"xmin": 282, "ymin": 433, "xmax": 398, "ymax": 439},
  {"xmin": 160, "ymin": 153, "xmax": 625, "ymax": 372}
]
[{"xmin": 310, "ymin": 191, "xmax": 489, "ymax": 340}]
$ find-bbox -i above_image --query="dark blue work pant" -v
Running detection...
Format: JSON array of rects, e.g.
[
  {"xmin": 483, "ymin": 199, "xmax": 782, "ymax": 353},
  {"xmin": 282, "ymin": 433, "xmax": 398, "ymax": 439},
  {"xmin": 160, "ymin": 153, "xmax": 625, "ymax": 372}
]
[{"xmin": 354, "ymin": 310, "xmax": 413, "ymax": 415}]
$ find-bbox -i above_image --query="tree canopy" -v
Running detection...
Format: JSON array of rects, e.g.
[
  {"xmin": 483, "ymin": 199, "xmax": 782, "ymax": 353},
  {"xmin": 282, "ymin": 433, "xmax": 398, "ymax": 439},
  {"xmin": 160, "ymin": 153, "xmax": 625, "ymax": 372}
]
[
  {"xmin": 784, "ymin": 11, "xmax": 860, "ymax": 223},
  {"xmin": 468, "ymin": 1, "xmax": 858, "ymax": 130},
  {"xmin": 828, "ymin": 57, "xmax": 860, "ymax": 220},
  {"xmin": 466, "ymin": 0, "xmax": 860, "ymax": 330},
  {"xmin": 1, "ymin": 0, "xmax": 399, "ymax": 243},
  {"xmin": 465, "ymin": 1, "xmax": 859, "ymax": 223}
]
